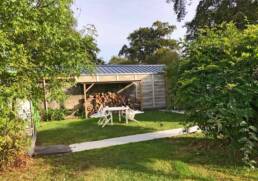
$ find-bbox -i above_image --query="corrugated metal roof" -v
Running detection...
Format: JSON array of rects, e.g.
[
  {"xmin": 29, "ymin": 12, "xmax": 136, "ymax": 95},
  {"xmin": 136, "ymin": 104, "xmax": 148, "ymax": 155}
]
[{"xmin": 82, "ymin": 64, "xmax": 165, "ymax": 75}]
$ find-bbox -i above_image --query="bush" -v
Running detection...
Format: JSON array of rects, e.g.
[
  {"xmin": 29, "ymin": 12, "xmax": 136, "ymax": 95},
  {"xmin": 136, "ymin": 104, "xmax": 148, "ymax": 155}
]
[
  {"xmin": 166, "ymin": 57, "xmax": 180, "ymax": 109},
  {"xmin": 74, "ymin": 106, "xmax": 85, "ymax": 118},
  {"xmin": 45, "ymin": 108, "xmax": 65, "ymax": 121},
  {"xmin": 177, "ymin": 23, "xmax": 258, "ymax": 168},
  {"xmin": 0, "ymin": 118, "xmax": 27, "ymax": 170}
]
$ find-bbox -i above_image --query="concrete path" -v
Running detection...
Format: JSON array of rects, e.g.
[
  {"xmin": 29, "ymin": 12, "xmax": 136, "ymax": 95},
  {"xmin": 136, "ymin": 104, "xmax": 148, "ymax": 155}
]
[{"xmin": 34, "ymin": 126, "xmax": 200, "ymax": 155}]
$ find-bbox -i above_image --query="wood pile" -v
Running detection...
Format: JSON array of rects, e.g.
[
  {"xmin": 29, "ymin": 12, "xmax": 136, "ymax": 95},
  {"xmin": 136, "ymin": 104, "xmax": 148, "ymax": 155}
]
[{"xmin": 85, "ymin": 92, "xmax": 140, "ymax": 115}]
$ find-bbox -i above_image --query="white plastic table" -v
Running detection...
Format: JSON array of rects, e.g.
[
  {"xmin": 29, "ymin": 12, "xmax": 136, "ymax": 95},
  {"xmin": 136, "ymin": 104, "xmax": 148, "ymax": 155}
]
[{"xmin": 105, "ymin": 106, "xmax": 130, "ymax": 124}]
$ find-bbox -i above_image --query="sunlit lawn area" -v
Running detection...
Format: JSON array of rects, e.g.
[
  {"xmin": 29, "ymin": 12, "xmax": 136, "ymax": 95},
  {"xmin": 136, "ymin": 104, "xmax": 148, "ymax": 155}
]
[
  {"xmin": 2, "ymin": 133, "xmax": 257, "ymax": 181},
  {"xmin": 1, "ymin": 111, "xmax": 258, "ymax": 180},
  {"xmin": 36, "ymin": 111, "xmax": 184, "ymax": 146}
]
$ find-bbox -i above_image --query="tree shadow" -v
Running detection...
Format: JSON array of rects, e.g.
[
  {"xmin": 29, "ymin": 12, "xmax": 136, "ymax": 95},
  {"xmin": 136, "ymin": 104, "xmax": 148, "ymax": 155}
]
[
  {"xmin": 36, "ymin": 117, "xmax": 158, "ymax": 146},
  {"xmin": 36, "ymin": 111, "xmax": 185, "ymax": 146},
  {"xmin": 36, "ymin": 135, "xmax": 258, "ymax": 180},
  {"xmin": 135, "ymin": 111, "xmax": 186, "ymax": 123}
]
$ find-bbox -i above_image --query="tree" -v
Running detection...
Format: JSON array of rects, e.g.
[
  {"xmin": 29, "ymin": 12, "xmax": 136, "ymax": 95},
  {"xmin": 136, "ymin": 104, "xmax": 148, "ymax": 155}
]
[
  {"xmin": 148, "ymin": 48, "xmax": 180, "ymax": 108},
  {"xmin": 119, "ymin": 21, "xmax": 177, "ymax": 64},
  {"xmin": 0, "ymin": 0, "xmax": 97, "ymax": 105},
  {"xmin": 167, "ymin": 0, "xmax": 258, "ymax": 38},
  {"xmin": 176, "ymin": 23, "xmax": 258, "ymax": 168},
  {"xmin": 147, "ymin": 48, "xmax": 179, "ymax": 65},
  {"xmin": 166, "ymin": 0, "xmax": 187, "ymax": 21},
  {"xmin": 108, "ymin": 56, "xmax": 134, "ymax": 64},
  {"xmin": 0, "ymin": 0, "xmax": 96, "ymax": 169},
  {"xmin": 80, "ymin": 24, "xmax": 103, "ymax": 64}
]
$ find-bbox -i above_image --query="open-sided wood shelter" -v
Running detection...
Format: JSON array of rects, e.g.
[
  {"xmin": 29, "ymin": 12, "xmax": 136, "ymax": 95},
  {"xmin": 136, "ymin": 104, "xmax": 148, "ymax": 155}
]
[{"xmin": 48, "ymin": 64, "xmax": 167, "ymax": 118}]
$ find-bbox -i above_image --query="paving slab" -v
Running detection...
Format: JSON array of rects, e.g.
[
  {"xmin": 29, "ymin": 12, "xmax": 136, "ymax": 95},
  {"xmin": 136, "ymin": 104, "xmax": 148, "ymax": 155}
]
[
  {"xmin": 35, "ymin": 144, "xmax": 72, "ymax": 155},
  {"xmin": 34, "ymin": 126, "xmax": 200, "ymax": 155}
]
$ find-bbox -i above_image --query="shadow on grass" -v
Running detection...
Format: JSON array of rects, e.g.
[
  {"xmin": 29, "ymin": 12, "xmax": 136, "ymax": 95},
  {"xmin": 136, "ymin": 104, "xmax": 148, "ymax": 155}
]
[
  {"xmin": 135, "ymin": 111, "xmax": 186, "ymax": 123},
  {"xmin": 36, "ymin": 118, "xmax": 157, "ymax": 146},
  {"xmin": 37, "ymin": 135, "xmax": 257, "ymax": 180},
  {"xmin": 36, "ymin": 111, "xmax": 184, "ymax": 146}
]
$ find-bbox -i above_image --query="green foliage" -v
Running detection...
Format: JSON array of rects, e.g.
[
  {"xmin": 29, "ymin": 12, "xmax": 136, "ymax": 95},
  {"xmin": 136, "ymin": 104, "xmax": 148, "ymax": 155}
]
[
  {"xmin": 0, "ymin": 0, "xmax": 96, "ymax": 169},
  {"xmin": 112, "ymin": 48, "xmax": 179, "ymax": 65},
  {"xmin": 0, "ymin": 118, "xmax": 27, "ymax": 170},
  {"xmin": 177, "ymin": 23, "xmax": 258, "ymax": 168},
  {"xmin": 167, "ymin": 0, "xmax": 258, "ymax": 38},
  {"xmin": 147, "ymin": 48, "xmax": 179, "ymax": 65},
  {"xmin": 108, "ymin": 56, "xmax": 134, "ymax": 64},
  {"xmin": 45, "ymin": 108, "xmax": 66, "ymax": 121},
  {"xmin": 119, "ymin": 21, "xmax": 177, "ymax": 64},
  {"xmin": 0, "ymin": 0, "xmax": 96, "ymax": 104},
  {"xmin": 32, "ymin": 103, "xmax": 41, "ymax": 128},
  {"xmin": 186, "ymin": 0, "xmax": 258, "ymax": 39},
  {"xmin": 74, "ymin": 106, "xmax": 85, "ymax": 118},
  {"xmin": 165, "ymin": 57, "xmax": 180, "ymax": 109}
]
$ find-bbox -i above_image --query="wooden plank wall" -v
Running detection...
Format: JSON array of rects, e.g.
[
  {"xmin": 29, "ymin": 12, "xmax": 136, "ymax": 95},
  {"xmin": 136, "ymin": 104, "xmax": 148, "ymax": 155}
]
[
  {"xmin": 138, "ymin": 74, "xmax": 166, "ymax": 109},
  {"xmin": 76, "ymin": 73, "xmax": 167, "ymax": 110}
]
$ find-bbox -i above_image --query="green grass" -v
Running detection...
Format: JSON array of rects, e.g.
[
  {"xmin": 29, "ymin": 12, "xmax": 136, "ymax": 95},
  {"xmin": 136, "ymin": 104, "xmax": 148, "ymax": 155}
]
[
  {"xmin": 1, "ymin": 133, "xmax": 257, "ymax": 181},
  {"xmin": 36, "ymin": 111, "xmax": 184, "ymax": 146},
  {"xmin": 1, "ymin": 111, "xmax": 257, "ymax": 180}
]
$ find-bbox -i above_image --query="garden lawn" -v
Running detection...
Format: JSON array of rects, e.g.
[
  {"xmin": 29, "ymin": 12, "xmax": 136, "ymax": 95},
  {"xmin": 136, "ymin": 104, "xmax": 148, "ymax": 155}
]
[
  {"xmin": 1, "ymin": 133, "xmax": 257, "ymax": 181},
  {"xmin": 36, "ymin": 111, "xmax": 184, "ymax": 146}
]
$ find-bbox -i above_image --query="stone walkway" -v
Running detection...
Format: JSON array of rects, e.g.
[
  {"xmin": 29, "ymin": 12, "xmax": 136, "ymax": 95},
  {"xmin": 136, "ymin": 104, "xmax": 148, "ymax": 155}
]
[{"xmin": 34, "ymin": 126, "xmax": 200, "ymax": 155}]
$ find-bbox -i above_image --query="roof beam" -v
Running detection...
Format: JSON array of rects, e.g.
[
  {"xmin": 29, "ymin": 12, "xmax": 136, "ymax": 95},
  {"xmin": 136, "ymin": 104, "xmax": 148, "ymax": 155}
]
[
  {"xmin": 85, "ymin": 83, "xmax": 95, "ymax": 93},
  {"xmin": 117, "ymin": 82, "xmax": 136, "ymax": 94}
]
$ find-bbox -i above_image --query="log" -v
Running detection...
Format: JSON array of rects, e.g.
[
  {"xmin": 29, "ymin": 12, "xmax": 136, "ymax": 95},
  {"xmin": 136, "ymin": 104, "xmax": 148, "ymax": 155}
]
[{"xmin": 84, "ymin": 92, "xmax": 140, "ymax": 116}]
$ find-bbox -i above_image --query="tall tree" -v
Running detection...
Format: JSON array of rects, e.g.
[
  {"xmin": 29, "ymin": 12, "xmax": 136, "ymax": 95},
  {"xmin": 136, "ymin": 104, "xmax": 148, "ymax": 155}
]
[
  {"xmin": 109, "ymin": 56, "xmax": 133, "ymax": 64},
  {"xmin": 167, "ymin": 0, "xmax": 258, "ymax": 38},
  {"xmin": 119, "ymin": 21, "xmax": 177, "ymax": 64},
  {"xmin": 0, "ymin": 0, "xmax": 97, "ymax": 104},
  {"xmin": 177, "ymin": 23, "xmax": 258, "ymax": 168},
  {"xmin": 147, "ymin": 48, "xmax": 179, "ymax": 65},
  {"xmin": 80, "ymin": 24, "xmax": 103, "ymax": 64},
  {"xmin": 0, "ymin": 0, "xmax": 97, "ymax": 168}
]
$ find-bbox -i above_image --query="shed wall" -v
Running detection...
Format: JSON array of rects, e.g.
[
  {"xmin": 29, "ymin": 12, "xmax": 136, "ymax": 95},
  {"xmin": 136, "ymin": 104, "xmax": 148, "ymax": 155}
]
[
  {"xmin": 48, "ymin": 73, "xmax": 167, "ymax": 111},
  {"xmin": 140, "ymin": 74, "xmax": 166, "ymax": 109},
  {"xmin": 77, "ymin": 73, "xmax": 167, "ymax": 109}
]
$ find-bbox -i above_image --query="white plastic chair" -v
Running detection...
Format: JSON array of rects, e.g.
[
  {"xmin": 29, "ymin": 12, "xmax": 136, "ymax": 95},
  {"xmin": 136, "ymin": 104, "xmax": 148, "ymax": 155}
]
[
  {"xmin": 124, "ymin": 106, "xmax": 144, "ymax": 123},
  {"xmin": 90, "ymin": 106, "xmax": 113, "ymax": 128}
]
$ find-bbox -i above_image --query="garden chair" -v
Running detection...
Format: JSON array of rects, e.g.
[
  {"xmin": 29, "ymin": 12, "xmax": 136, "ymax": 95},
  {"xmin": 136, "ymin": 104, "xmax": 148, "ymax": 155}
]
[
  {"xmin": 123, "ymin": 106, "xmax": 144, "ymax": 123},
  {"xmin": 90, "ymin": 106, "xmax": 113, "ymax": 128}
]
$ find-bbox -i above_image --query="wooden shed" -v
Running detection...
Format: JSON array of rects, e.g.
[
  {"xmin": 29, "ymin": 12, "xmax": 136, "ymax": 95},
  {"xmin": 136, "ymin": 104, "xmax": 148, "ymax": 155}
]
[{"xmin": 49, "ymin": 64, "xmax": 167, "ymax": 118}]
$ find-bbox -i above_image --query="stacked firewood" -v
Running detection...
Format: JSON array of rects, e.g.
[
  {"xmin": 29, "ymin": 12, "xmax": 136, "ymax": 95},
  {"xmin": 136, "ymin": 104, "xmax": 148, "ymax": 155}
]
[{"xmin": 85, "ymin": 92, "xmax": 140, "ymax": 115}]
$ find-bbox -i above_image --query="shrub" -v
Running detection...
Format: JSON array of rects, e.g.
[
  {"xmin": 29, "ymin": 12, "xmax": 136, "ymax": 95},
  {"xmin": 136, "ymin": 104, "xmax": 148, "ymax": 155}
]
[
  {"xmin": 177, "ymin": 23, "xmax": 258, "ymax": 168},
  {"xmin": 74, "ymin": 106, "xmax": 85, "ymax": 118},
  {"xmin": 0, "ymin": 118, "xmax": 27, "ymax": 170},
  {"xmin": 45, "ymin": 108, "xmax": 66, "ymax": 121},
  {"xmin": 166, "ymin": 57, "xmax": 180, "ymax": 109}
]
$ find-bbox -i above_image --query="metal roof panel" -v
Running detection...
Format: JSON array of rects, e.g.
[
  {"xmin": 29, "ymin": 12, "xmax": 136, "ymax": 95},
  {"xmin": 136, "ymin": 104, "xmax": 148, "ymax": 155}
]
[{"xmin": 81, "ymin": 64, "xmax": 165, "ymax": 75}]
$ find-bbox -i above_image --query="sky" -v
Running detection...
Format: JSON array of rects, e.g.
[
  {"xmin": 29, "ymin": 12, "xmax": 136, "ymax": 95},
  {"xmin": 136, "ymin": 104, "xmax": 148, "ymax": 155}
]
[{"xmin": 72, "ymin": 0, "xmax": 199, "ymax": 62}]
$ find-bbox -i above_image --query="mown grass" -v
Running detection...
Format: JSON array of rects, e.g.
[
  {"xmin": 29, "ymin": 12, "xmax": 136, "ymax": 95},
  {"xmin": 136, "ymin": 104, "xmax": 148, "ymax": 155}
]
[
  {"xmin": 36, "ymin": 111, "xmax": 184, "ymax": 146},
  {"xmin": 1, "ymin": 133, "xmax": 257, "ymax": 181},
  {"xmin": 1, "ymin": 111, "xmax": 257, "ymax": 180}
]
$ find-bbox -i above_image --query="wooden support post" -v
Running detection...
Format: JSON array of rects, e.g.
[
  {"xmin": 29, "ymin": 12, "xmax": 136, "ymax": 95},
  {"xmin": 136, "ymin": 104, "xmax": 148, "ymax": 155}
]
[
  {"xmin": 151, "ymin": 74, "xmax": 156, "ymax": 108},
  {"xmin": 85, "ymin": 83, "xmax": 95, "ymax": 93},
  {"xmin": 83, "ymin": 83, "xmax": 95, "ymax": 119},
  {"xmin": 139, "ymin": 81, "xmax": 143, "ymax": 110},
  {"xmin": 135, "ymin": 82, "xmax": 138, "ymax": 103},
  {"xmin": 83, "ymin": 83, "xmax": 87, "ymax": 119}
]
